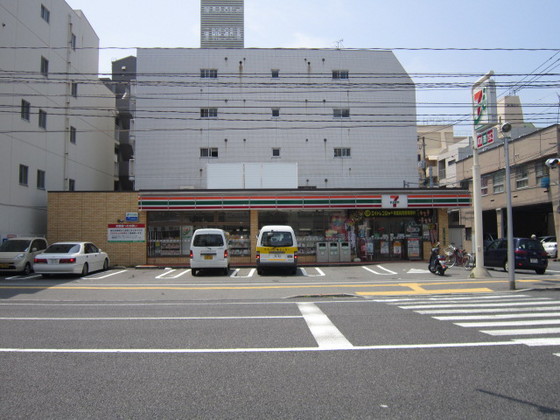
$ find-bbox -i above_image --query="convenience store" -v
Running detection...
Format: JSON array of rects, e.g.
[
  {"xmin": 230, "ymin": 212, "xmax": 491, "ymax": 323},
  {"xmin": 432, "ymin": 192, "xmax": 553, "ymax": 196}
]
[{"xmin": 138, "ymin": 189, "xmax": 470, "ymax": 266}]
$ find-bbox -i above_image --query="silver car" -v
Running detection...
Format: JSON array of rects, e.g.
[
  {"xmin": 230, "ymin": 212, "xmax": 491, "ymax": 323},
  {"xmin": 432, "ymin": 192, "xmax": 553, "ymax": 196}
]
[
  {"xmin": 34, "ymin": 242, "xmax": 109, "ymax": 277},
  {"xmin": 0, "ymin": 237, "xmax": 48, "ymax": 275}
]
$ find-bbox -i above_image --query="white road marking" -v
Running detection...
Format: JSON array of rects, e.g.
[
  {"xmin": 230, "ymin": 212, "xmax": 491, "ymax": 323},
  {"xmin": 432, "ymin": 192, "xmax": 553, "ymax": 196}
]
[
  {"xmin": 297, "ymin": 302, "xmax": 353, "ymax": 349},
  {"xmin": 300, "ymin": 267, "xmax": 326, "ymax": 277},
  {"xmin": 0, "ymin": 316, "xmax": 302, "ymax": 321},
  {"xmin": 400, "ymin": 301, "xmax": 560, "ymax": 310},
  {"xmin": 362, "ymin": 265, "xmax": 397, "ymax": 275},
  {"xmin": 416, "ymin": 306, "xmax": 560, "ymax": 315},
  {"xmin": 480, "ymin": 327, "xmax": 560, "ymax": 336},
  {"xmin": 155, "ymin": 269, "xmax": 191, "ymax": 279},
  {"xmin": 435, "ymin": 312, "xmax": 560, "ymax": 321},
  {"xmin": 407, "ymin": 268, "xmax": 431, "ymax": 274},
  {"xmin": 83, "ymin": 270, "xmax": 128, "ymax": 280},
  {"xmin": 514, "ymin": 338, "xmax": 560, "ymax": 346},
  {"xmin": 231, "ymin": 268, "xmax": 255, "ymax": 278},
  {"xmin": 455, "ymin": 319, "xmax": 560, "ymax": 328},
  {"xmin": 0, "ymin": 341, "xmax": 518, "ymax": 354}
]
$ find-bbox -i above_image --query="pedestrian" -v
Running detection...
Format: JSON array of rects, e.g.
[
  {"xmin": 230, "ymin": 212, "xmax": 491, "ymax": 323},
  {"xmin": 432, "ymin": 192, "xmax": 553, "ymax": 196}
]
[{"xmin": 531, "ymin": 234, "xmax": 537, "ymax": 240}]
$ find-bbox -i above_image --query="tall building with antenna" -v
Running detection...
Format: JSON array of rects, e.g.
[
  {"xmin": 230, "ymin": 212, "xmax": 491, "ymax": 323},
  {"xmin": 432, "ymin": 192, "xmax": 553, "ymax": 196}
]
[{"xmin": 201, "ymin": 0, "xmax": 244, "ymax": 48}]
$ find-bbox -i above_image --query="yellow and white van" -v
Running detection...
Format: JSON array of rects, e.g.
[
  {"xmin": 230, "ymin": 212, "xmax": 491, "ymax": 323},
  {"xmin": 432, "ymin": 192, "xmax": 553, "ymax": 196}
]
[{"xmin": 256, "ymin": 225, "xmax": 298, "ymax": 275}]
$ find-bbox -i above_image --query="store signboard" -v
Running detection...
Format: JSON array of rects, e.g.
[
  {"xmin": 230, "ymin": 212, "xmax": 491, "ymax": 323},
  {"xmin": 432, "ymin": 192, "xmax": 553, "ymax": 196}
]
[
  {"xmin": 472, "ymin": 77, "xmax": 497, "ymax": 132},
  {"xmin": 382, "ymin": 194, "xmax": 408, "ymax": 208},
  {"xmin": 108, "ymin": 224, "xmax": 146, "ymax": 242},
  {"xmin": 476, "ymin": 127, "xmax": 496, "ymax": 149},
  {"xmin": 125, "ymin": 212, "xmax": 139, "ymax": 222}
]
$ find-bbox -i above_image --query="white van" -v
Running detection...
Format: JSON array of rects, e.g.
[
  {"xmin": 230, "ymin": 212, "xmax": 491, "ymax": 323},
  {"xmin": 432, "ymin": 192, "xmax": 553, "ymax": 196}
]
[
  {"xmin": 189, "ymin": 229, "xmax": 230, "ymax": 276},
  {"xmin": 256, "ymin": 225, "xmax": 298, "ymax": 275}
]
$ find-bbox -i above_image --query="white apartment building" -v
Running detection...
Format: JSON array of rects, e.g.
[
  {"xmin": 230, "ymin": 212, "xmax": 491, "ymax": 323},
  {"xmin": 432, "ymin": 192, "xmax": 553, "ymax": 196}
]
[
  {"xmin": 134, "ymin": 48, "xmax": 418, "ymax": 190},
  {"xmin": 0, "ymin": 0, "xmax": 116, "ymax": 240}
]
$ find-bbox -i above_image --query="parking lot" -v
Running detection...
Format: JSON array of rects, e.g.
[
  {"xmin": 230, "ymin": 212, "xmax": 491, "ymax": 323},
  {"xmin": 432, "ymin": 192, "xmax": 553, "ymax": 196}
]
[{"xmin": 2, "ymin": 260, "xmax": 560, "ymax": 300}]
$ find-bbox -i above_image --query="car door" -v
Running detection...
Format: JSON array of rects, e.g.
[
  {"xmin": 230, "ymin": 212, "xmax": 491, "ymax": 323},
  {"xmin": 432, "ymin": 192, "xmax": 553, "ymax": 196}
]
[
  {"xmin": 85, "ymin": 243, "xmax": 101, "ymax": 271},
  {"xmin": 484, "ymin": 239, "xmax": 503, "ymax": 267}
]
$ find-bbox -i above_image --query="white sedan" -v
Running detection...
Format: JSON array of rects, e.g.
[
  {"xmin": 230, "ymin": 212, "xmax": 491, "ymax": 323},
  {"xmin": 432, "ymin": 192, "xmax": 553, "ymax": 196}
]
[{"xmin": 34, "ymin": 242, "xmax": 110, "ymax": 277}]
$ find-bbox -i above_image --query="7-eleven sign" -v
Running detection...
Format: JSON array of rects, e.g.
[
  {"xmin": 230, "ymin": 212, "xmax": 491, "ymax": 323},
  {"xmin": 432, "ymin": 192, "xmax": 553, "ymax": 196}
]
[{"xmin": 382, "ymin": 194, "xmax": 408, "ymax": 208}]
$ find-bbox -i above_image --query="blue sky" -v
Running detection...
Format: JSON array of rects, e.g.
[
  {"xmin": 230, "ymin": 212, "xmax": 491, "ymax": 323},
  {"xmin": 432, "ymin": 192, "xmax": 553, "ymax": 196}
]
[{"xmin": 66, "ymin": 0, "xmax": 560, "ymax": 135}]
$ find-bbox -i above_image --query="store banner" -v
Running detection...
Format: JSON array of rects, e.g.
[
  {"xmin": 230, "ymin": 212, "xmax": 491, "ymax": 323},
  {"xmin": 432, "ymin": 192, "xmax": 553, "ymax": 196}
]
[{"xmin": 108, "ymin": 224, "xmax": 146, "ymax": 242}]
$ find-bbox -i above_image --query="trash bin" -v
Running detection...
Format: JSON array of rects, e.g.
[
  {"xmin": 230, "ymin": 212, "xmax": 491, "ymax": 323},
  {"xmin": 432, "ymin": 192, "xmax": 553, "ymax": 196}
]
[
  {"xmin": 340, "ymin": 241, "xmax": 351, "ymax": 262},
  {"xmin": 316, "ymin": 242, "xmax": 328, "ymax": 263},
  {"xmin": 328, "ymin": 241, "xmax": 340, "ymax": 262}
]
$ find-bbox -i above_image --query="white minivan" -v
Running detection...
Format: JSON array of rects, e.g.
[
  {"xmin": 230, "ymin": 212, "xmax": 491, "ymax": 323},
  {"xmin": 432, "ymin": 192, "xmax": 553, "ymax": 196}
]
[
  {"xmin": 256, "ymin": 225, "xmax": 298, "ymax": 275},
  {"xmin": 189, "ymin": 229, "xmax": 230, "ymax": 276}
]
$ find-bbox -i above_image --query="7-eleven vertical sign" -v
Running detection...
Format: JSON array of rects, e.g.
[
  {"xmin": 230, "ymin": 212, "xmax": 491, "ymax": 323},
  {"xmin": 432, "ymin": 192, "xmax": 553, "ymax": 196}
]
[{"xmin": 472, "ymin": 77, "xmax": 497, "ymax": 131}]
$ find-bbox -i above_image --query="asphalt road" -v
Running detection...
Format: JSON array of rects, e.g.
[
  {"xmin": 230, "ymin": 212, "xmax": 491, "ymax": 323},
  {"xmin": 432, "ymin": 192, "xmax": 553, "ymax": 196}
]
[{"xmin": 1, "ymin": 262, "xmax": 560, "ymax": 418}]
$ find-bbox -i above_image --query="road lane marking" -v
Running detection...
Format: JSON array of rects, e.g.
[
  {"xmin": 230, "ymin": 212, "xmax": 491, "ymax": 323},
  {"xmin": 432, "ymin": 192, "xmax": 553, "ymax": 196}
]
[
  {"xmin": 435, "ymin": 312, "xmax": 560, "ymax": 321},
  {"xmin": 0, "ymin": 341, "xmax": 518, "ymax": 354},
  {"xmin": 480, "ymin": 327, "xmax": 560, "ymax": 336},
  {"xmin": 297, "ymin": 302, "xmax": 353, "ymax": 349},
  {"xmin": 0, "ymin": 315, "xmax": 302, "ymax": 321},
  {"xmin": 455, "ymin": 319, "xmax": 560, "ymax": 328},
  {"xmin": 155, "ymin": 269, "xmax": 191, "ymax": 279}
]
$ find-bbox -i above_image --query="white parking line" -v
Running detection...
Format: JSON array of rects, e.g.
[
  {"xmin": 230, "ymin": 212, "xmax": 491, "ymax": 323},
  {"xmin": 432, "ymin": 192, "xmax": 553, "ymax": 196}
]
[
  {"xmin": 5, "ymin": 274, "xmax": 42, "ymax": 280},
  {"xmin": 83, "ymin": 270, "xmax": 128, "ymax": 280},
  {"xmin": 362, "ymin": 265, "xmax": 398, "ymax": 275},
  {"xmin": 231, "ymin": 268, "xmax": 256, "ymax": 278},
  {"xmin": 300, "ymin": 267, "xmax": 325, "ymax": 277},
  {"xmin": 154, "ymin": 269, "xmax": 191, "ymax": 279}
]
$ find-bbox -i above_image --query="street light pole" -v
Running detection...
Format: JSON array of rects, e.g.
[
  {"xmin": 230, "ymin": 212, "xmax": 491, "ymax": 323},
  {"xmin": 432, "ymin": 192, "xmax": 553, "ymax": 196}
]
[{"xmin": 502, "ymin": 123, "xmax": 515, "ymax": 290}]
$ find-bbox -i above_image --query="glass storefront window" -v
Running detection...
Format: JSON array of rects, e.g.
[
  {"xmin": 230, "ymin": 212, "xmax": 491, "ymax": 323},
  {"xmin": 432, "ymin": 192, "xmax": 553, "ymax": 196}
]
[{"xmin": 147, "ymin": 211, "xmax": 249, "ymax": 258}]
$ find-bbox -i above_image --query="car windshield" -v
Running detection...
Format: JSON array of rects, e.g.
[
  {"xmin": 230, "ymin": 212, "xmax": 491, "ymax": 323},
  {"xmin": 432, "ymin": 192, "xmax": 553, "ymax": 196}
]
[
  {"xmin": 519, "ymin": 240, "xmax": 545, "ymax": 251},
  {"xmin": 193, "ymin": 234, "xmax": 224, "ymax": 247},
  {"xmin": 0, "ymin": 240, "xmax": 31, "ymax": 252},
  {"xmin": 262, "ymin": 232, "xmax": 293, "ymax": 247},
  {"xmin": 44, "ymin": 244, "xmax": 81, "ymax": 254}
]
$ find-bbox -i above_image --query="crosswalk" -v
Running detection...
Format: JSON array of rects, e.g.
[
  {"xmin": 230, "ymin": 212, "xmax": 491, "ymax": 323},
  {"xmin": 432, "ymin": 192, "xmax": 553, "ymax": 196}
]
[{"xmin": 373, "ymin": 293, "xmax": 560, "ymax": 358}]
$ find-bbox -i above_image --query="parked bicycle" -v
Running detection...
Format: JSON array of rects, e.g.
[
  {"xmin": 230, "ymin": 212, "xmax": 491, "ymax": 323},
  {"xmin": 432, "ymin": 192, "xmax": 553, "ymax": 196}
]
[{"xmin": 444, "ymin": 244, "xmax": 474, "ymax": 269}]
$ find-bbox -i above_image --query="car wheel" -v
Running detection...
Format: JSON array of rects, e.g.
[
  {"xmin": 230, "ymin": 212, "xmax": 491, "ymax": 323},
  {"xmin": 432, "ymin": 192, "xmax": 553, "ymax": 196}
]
[
  {"xmin": 257, "ymin": 267, "xmax": 264, "ymax": 275},
  {"xmin": 81, "ymin": 263, "xmax": 89, "ymax": 276},
  {"xmin": 103, "ymin": 259, "xmax": 109, "ymax": 271},
  {"xmin": 536, "ymin": 268, "xmax": 546, "ymax": 275},
  {"xmin": 223, "ymin": 267, "xmax": 229, "ymax": 276},
  {"xmin": 503, "ymin": 260, "xmax": 509, "ymax": 272},
  {"xmin": 191, "ymin": 269, "xmax": 198, "ymax": 276},
  {"xmin": 23, "ymin": 262, "xmax": 32, "ymax": 275}
]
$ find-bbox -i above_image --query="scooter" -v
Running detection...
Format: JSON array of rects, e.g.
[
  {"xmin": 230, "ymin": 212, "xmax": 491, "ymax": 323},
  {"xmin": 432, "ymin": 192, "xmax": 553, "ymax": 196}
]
[{"xmin": 428, "ymin": 242, "xmax": 448, "ymax": 276}]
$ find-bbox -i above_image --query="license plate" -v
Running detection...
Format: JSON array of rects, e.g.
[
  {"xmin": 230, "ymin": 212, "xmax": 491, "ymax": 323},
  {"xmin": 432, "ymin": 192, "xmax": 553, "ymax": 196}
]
[
  {"xmin": 0, "ymin": 264, "xmax": 9, "ymax": 269},
  {"xmin": 48, "ymin": 259, "xmax": 58, "ymax": 264},
  {"xmin": 530, "ymin": 258, "xmax": 538, "ymax": 263},
  {"xmin": 204, "ymin": 255, "xmax": 213, "ymax": 260}
]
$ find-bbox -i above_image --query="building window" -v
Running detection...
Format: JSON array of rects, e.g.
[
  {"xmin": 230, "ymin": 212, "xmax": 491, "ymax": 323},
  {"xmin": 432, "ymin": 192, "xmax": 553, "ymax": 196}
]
[
  {"xmin": 70, "ymin": 33, "xmax": 77, "ymax": 50},
  {"xmin": 200, "ymin": 148, "xmax": 218, "ymax": 158},
  {"xmin": 535, "ymin": 161, "xmax": 548, "ymax": 187},
  {"xmin": 200, "ymin": 69, "xmax": 218, "ymax": 78},
  {"xmin": 438, "ymin": 160, "xmax": 446, "ymax": 180},
  {"xmin": 272, "ymin": 148, "xmax": 280, "ymax": 157},
  {"xmin": 516, "ymin": 165, "xmax": 529, "ymax": 189},
  {"xmin": 38, "ymin": 110, "xmax": 47, "ymax": 129},
  {"xmin": 201, "ymin": 108, "xmax": 218, "ymax": 118},
  {"xmin": 71, "ymin": 82, "xmax": 78, "ymax": 97},
  {"xmin": 68, "ymin": 179, "xmax": 75, "ymax": 191},
  {"xmin": 271, "ymin": 108, "xmax": 280, "ymax": 117},
  {"xmin": 19, "ymin": 165, "xmax": 29, "ymax": 186},
  {"xmin": 333, "ymin": 108, "xmax": 350, "ymax": 118},
  {"xmin": 334, "ymin": 148, "xmax": 351, "ymax": 158},
  {"xmin": 481, "ymin": 176, "xmax": 489, "ymax": 196},
  {"xmin": 493, "ymin": 170, "xmax": 505, "ymax": 194},
  {"xmin": 37, "ymin": 170, "xmax": 45, "ymax": 190},
  {"xmin": 70, "ymin": 126, "xmax": 77, "ymax": 144},
  {"xmin": 40, "ymin": 56, "xmax": 49, "ymax": 77},
  {"xmin": 41, "ymin": 5, "xmax": 50, "ymax": 23},
  {"xmin": 271, "ymin": 69, "xmax": 279, "ymax": 78},
  {"xmin": 21, "ymin": 100, "xmax": 31, "ymax": 121},
  {"xmin": 332, "ymin": 70, "xmax": 349, "ymax": 80}
]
